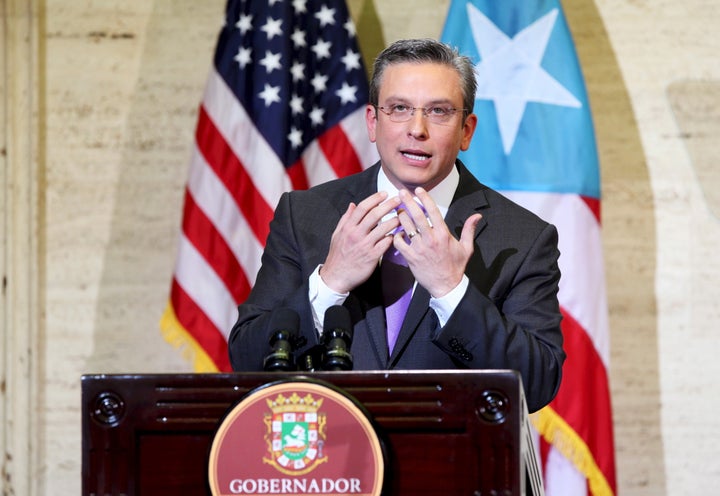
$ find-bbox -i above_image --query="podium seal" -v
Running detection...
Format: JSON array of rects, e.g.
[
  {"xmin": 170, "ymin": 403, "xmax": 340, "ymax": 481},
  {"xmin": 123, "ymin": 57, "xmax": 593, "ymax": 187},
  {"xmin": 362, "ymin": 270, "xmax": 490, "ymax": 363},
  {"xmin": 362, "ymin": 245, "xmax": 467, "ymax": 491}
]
[{"xmin": 208, "ymin": 379, "xmax": 384, "ymax": 496}]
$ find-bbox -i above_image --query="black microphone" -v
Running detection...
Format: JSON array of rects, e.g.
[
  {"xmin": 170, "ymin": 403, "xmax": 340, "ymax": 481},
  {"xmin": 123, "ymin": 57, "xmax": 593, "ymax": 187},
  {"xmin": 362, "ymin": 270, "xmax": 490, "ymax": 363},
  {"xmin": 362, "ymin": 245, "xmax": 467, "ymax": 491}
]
[
  {"xmin": 321, "ymin": 305, "xmax": 353, "ymax": 371},
  {"xmin": 263, "ymin": 307, "xmax": 300, "ymax": 372}
]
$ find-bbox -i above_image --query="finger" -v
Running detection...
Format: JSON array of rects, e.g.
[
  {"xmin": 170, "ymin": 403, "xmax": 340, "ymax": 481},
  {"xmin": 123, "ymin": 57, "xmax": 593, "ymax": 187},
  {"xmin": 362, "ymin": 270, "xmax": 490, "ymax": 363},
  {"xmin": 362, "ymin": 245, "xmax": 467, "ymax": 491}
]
[
  {"xmin": 459, "ymin": 213, "xmax": 482, "ymax": 250},
  {"xmin": 333, "ymin": 202, "xmax": 356, "ymax": 232},
  {"xmin": 359, "ymin": 191, "xmax": 402, "ymax": 229},
  {"xmin": 375, "ymin": 228, "xmax": 396, "ymax": 252},
  {"xmin": 397, "ymin": 189, "xmax": 430, "ymax": 230},
  {"xmin": 393, "ymin": 228, "xmax": 413, "ymax": 254},
  {"xmin": 361, "ymin": 197, "xmax": 403, "ymax": 252},
  {"xmin": 345, "ymin": 192, "xmax": 399, "ymax": 241},
  {"xmin": 379, "ymin": 215, "xmax": 401, "ymax": 237},
  {"xmin": 395, "ymin": 206, "xmax": 418, "ymax": 243},
  {"xmin": 351, "ymin": 191, "xmax": 388, "ymax": 222},
  {"xmin": 413, "ymin": 187, "xmax": 443, "ymax": 229}
]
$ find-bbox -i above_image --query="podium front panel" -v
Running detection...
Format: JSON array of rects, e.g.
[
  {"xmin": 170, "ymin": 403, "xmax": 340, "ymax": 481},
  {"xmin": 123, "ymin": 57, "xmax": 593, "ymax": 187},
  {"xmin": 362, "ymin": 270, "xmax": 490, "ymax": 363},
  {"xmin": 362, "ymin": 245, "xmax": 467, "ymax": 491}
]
[{"xmin": 82, "ymin": 370, "xmax": 528, "ymax": 495}]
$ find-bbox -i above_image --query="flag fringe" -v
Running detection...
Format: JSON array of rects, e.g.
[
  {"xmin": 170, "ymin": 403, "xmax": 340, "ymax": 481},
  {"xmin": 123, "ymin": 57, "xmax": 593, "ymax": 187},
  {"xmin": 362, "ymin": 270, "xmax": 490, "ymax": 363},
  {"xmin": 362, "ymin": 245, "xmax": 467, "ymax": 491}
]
[
  {"xmin": 160, "ymin": 302, "xmax": 220, "ymax": 373},
  {"xmin": 531, "ymin": 406, "xmax": 614, "ymax": 496}
]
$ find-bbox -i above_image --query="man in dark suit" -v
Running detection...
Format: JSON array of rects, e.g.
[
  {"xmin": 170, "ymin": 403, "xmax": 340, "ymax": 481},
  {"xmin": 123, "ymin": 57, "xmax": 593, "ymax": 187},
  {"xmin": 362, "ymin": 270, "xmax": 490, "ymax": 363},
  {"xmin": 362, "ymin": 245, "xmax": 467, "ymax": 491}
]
[{"xmin": 228, "ymin": 38, "xmax": 564, "ymax": 412}]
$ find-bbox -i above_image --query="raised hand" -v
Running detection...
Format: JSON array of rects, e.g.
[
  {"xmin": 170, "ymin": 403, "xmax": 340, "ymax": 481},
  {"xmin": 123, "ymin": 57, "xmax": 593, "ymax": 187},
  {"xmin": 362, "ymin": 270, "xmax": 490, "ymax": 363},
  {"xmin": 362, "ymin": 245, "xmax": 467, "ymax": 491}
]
[
  {"xmin": 394, "ymin": 187, "xmax": 482, "ymax": 298},
  {"xmin": 320, "ymin": 191, "xmax": 402, "ymax": 294}
]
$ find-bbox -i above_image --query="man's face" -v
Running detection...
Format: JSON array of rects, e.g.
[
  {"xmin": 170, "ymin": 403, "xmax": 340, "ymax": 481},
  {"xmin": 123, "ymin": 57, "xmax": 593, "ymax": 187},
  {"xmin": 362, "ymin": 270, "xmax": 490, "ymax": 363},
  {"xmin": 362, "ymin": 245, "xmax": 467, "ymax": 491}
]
[{"xmin": 366, "ymin": 61, "xmax": 477, "ymax": 192}]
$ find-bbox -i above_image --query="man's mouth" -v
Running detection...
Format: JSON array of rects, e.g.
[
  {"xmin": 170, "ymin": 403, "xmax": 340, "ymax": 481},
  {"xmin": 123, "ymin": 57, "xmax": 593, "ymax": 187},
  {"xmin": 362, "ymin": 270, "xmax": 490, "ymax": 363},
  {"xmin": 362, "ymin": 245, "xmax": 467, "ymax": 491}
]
[{"xmin": 401, "ymin": 151, "xmax": 431, "ymax": 161}]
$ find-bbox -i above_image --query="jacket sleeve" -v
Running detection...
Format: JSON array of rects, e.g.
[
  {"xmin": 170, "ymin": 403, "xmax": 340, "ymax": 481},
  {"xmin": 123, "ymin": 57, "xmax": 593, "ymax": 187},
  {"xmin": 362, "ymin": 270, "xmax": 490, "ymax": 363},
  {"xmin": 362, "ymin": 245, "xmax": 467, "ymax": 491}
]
[
  {"xmin": 432, "ymin": 222, "xmax": 565, "ymax": 412},
  {"xmin": 227, "ymin": 191, "xmax": 324, "ymax": 371}
]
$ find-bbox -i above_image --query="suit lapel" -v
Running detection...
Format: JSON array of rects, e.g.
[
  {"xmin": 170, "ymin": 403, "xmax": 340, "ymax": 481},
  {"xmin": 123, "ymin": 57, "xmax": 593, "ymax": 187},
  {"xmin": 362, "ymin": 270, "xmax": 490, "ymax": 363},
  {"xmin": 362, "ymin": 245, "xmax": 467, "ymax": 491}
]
[
  {"xmin": 352, "ymin": 265, "xmax": 392, "ymax": 368},
  {"xmin": 447, "ymin": 161, "xmax": 489, "ymax": 241}
]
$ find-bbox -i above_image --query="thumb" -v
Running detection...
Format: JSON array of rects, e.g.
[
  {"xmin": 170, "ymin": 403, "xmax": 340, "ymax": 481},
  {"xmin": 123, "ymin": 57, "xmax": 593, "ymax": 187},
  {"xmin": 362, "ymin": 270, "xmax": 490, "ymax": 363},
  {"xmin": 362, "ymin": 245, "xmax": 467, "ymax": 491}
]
[{"xmin": 459, "ymin": 213, "xmax": 482, "ymax": 251}]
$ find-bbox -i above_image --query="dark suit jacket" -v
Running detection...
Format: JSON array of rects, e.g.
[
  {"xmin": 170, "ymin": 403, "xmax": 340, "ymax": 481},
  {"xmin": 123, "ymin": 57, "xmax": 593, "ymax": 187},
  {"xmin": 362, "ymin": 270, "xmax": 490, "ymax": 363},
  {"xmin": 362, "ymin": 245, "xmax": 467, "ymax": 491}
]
[{"xmin": 228, "ymin": 161, "xmax": 565, "ymax": 412}]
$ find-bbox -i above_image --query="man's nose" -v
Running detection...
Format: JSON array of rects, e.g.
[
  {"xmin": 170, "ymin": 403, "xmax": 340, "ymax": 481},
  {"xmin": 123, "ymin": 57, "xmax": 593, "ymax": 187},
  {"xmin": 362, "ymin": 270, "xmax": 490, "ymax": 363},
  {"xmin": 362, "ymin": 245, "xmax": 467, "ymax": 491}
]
[{"xmin": 407, "ymin": 109, "xmax": 429, "ymax": 138}]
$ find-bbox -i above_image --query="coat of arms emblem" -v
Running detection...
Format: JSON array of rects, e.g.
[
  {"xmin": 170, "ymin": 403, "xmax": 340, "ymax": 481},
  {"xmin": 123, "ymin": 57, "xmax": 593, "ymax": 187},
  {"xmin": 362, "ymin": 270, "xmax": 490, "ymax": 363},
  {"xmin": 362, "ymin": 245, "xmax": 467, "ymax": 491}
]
[{"xmin": 263, "ymin": 392, "xmax": 328, "ymax": 475}]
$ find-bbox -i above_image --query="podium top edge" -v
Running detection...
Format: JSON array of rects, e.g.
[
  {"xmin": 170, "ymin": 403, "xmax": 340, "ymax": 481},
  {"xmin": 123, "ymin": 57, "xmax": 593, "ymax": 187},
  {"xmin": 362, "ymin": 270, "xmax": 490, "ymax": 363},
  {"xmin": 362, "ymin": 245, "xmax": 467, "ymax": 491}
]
[{"xmin": 80, "ymin": 369, "xmax": 522, "ymax": 381}]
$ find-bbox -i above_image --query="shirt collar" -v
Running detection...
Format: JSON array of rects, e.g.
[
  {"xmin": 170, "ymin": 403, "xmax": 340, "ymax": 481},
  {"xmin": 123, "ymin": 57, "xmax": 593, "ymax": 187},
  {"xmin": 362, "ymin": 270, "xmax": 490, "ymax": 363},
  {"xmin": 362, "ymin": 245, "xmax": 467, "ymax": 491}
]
[{"xmin": 377, "ymin": 164, "xmax": 459, "ymax": 218}]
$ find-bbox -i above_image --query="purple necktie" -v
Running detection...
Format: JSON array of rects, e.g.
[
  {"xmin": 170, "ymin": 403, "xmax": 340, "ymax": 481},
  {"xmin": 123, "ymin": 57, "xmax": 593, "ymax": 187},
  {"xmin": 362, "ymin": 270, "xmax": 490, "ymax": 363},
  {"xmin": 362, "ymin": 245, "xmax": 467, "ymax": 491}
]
[
  {"xmin": 381, "ymin": 201, "xmax": 427, "ymax": 353},
  {"xmin": 381, "ymin": 244, "xmax": 414, "ymax": 354}
]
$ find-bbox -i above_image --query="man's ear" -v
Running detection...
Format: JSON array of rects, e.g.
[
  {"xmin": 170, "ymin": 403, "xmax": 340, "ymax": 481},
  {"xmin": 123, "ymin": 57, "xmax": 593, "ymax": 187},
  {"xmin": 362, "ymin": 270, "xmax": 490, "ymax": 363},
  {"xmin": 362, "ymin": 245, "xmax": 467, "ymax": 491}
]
[
  {"xmin": 460, "ymin": 113, "xmax": 478, "ymax": 151},
  {"xmin": 365, "ymin": 104, "xmax": 378, "ymax": 143}
]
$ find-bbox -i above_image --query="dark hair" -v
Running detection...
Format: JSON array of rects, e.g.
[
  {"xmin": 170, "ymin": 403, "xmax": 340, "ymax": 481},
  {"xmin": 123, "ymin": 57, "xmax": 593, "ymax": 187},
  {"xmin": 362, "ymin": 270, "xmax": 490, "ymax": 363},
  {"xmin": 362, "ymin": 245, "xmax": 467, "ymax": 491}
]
[{"xmin": 369, "ymin": 38, "xmax": 477, "ymax": 116}]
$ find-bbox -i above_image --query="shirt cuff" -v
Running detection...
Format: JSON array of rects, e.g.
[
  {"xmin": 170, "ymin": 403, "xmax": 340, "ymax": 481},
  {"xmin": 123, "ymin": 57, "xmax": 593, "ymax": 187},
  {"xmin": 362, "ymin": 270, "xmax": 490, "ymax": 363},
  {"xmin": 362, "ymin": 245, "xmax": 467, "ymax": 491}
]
[
  {"xmin": 428, "ymin": 275, "xmax": 469, "ymax": 327},
  {"xmin": 308, "ymin": 265, "xmax": 349, "ymax": 336}
]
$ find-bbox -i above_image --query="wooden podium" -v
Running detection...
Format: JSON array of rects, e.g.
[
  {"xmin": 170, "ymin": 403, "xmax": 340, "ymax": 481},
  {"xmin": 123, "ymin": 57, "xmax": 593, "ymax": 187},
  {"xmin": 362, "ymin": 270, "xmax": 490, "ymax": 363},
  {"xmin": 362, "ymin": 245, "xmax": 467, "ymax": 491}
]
[{"xmin": 82, "ymin": 370, "xmax": 543, "ymax": 495}]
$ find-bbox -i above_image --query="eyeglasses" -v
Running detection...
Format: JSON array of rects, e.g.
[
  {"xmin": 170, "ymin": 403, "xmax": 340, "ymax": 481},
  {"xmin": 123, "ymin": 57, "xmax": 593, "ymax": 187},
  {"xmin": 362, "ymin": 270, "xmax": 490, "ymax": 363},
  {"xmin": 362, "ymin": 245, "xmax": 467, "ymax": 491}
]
[{"xmin": 374, "ymin": 104, "xmax": 466, "ymax": 124}]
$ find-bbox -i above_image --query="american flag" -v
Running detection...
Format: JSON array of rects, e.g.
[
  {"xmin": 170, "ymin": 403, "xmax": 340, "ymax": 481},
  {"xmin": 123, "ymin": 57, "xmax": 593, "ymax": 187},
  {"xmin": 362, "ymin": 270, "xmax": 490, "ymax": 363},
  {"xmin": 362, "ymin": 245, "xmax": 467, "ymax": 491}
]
[{"xmin": 161, "ymin": 0, "xmax": 377, "ymax": 371}]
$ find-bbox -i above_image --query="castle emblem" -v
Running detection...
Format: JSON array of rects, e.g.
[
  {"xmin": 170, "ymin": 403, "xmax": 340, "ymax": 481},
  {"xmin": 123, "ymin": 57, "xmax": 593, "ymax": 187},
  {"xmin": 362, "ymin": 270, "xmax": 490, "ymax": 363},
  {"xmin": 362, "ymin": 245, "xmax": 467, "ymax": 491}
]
[{"xmin": 263, "ymin": 392, "xmax": 328, "ymax": 475}]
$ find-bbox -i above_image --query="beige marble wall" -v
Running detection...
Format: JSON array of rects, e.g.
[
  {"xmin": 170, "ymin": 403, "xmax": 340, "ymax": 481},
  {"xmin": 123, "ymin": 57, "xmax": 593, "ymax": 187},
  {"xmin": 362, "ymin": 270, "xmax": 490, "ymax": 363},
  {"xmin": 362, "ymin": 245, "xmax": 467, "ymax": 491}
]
[
  {"xmin": 2, "ymin": 2, "xmax": 42, "ymax": 495},
  {"xmin": 595, "ymin": 1, "xmax": 720, "ymax": 494},
  {"xmin": 1, "ymin": 0, "xmax": 718, "ymax": 494}
]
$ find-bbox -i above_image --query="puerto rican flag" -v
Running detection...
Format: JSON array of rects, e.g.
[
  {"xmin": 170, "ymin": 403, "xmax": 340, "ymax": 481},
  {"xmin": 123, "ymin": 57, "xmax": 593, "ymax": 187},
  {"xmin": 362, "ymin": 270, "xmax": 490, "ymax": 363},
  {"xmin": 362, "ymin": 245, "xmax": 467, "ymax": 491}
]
[{"xmin": 441, "ymin": 1, "xmax": 617, "ymax": 495}]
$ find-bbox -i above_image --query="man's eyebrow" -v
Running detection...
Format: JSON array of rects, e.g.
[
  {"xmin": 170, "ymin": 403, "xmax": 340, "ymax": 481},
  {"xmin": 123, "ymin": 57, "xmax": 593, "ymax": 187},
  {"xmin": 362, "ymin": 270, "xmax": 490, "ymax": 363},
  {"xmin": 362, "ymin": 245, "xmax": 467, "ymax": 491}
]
[
  {"xmin": 426, "ymin": 99, "xmax": 456, "ymax": 106},
  {"xmin": 382, "ymin": 97, "xmax": 455, "ymax": 106},
  {"xmin": 381, "ymin": 96, "xmax": 409, "ymax": 104}
]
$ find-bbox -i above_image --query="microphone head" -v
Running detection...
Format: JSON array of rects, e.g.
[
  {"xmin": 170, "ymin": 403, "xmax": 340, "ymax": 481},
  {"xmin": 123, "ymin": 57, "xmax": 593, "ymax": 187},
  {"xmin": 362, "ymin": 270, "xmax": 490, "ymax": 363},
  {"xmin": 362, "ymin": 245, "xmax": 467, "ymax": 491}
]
[
  {"xmin": 323, "ymin": 305, "xmax": 352, "ymax": 341},
  {"xmin": 263, "ymin": 308, "xmax": 300, "ymax": 372},
  {"xmin": 268, "ymin": 307, "xmax": 299, "ymax": 343},
  {"xmin": 321, "ymin": 305, "xmax": 353, "ymax": 371}
]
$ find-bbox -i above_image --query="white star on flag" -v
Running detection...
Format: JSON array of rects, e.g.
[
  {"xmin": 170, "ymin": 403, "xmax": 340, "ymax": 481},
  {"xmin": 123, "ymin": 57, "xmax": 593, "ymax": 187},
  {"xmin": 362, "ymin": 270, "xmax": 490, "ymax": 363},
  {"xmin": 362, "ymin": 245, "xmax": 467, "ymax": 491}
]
[
  {"xmin": 288, "ymin": 127, "xmax": 303, "ymax": 148},
  {"xmin": 309, "ymin": 106, "xmax": 325, "ymax": 126},
  {"xmin": 335, "ymin": 82, "xmax": 358, "ymax": 104},
  {"xmin": 290, "ymin": 61, "xmax": 305, "ymax": 82},
  {"xmin": 261, "ymin": 16, "xmax": 283, "ymax": 40},
  {"xmin": 315, "ymin": 6, "xmax": 336, "ymax": 27},
  {"xmin": 289, "ymin": 94, "xmax": 304, "ymax": 115},
  {"xmin": 312, "ymin": 38, "xmax": 332, "ymax": 59},
  {"xmin": 234, "ymin": 46, "xmax": 252, "ymax": 69},
  {"xmin": 341, "ymin": 49, "xmax": 362, "ymax": 71},
  {"xmin": 259, "ymin": 50, "xmax": 282, "ymax": 73},
  {"xmin": 344, "ymin": 19, "xmax": 356, "ymax": 37},
  {"xmin": 311, "ymin": 73, "xmax": 328, "ymax": 93},
  {"xmin": 291, "ymin": 28, "xmax": 306, "ymax": 48},
  {"xmin": 235, "ymin": 14, "xmax": 252, "ymax": 35},
  {"xmin": 468, "ymin": 5, "xmax": 581, "ymax": 154},
  {"xmin": 292, "ymin": 0, "xmax": 307, "ymax": 14},
  {"xmin": 258, "ymin": 83, "xmax": 281, "ymax": 106}
]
